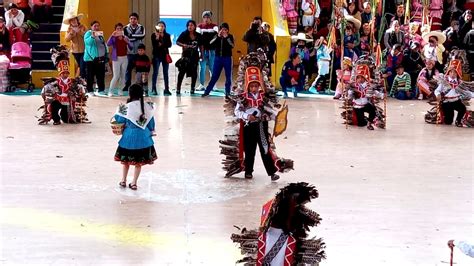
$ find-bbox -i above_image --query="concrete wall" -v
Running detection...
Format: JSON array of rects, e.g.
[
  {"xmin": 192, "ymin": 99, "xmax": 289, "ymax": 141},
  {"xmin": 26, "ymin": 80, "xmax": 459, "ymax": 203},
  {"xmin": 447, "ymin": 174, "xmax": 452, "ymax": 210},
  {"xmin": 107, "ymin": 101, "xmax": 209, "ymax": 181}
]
[{"xmin": 222, "ymin": 0, "xmax": 262, "ymax": 65}]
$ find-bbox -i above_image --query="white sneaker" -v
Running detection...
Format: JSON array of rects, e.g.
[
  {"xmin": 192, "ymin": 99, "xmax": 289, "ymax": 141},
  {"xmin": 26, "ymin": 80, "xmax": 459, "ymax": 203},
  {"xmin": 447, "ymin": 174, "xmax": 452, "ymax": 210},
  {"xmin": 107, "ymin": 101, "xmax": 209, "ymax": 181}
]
[
  {"xmin": 86, "ymin": 92, "xmax": 95, "ymax": 97},
  {"xmin": 118, "ymin": 91, "xmax": 123, "ymax": 96},
  {"xmin": 196, "ymin": 84, "xmax": 205, "ymax": 91},
  {"xmin": 108, "ymin": 92, "xmax": 113, "ymax": 97}
]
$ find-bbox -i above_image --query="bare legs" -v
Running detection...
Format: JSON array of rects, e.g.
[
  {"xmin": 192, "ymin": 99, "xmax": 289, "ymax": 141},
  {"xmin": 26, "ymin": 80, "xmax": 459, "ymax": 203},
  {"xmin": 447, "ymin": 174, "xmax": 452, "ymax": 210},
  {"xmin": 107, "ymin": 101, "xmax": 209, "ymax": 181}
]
[{"xmin": 120, "ymin": 164, "xmax": 142, "ymax": 189}]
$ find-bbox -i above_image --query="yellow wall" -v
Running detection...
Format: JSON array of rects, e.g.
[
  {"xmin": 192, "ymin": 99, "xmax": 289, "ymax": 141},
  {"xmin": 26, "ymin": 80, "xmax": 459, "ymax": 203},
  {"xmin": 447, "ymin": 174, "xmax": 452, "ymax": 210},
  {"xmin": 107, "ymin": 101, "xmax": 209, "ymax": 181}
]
[{"xmin": 222, "ymin": 0, "xmax": 262, "ymax": 65}]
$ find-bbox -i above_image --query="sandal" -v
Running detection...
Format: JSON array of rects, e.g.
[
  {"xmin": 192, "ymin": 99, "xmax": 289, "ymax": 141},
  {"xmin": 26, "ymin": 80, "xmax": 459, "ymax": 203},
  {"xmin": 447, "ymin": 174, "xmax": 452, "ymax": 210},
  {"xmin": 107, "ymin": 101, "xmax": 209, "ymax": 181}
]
[
  {"xmin": 119, "ymin": 181, "xmax": 126, "ymax": 188},
  {"xmin": 128, "ymin": 183, "xmax": 137, "ymax": 190}
]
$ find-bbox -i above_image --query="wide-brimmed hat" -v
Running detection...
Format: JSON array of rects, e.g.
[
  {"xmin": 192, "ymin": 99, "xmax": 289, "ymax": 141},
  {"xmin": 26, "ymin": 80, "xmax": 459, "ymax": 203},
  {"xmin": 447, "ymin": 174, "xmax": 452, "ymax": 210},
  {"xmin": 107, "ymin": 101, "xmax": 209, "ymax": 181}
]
[
  {"xmin": 63, "ymin": 13, "xmax": 84, "ymax": 25},
  {"xmin": 345, "ymin": 15, "xmax": 361, "ymax": 31},
  {"xmin": 291, "ymin": 32, "xmax": 313, "ymax": 43},
  {"xmin": 422, "ymin": 30, "xmax": 446, "ymax": 44}
]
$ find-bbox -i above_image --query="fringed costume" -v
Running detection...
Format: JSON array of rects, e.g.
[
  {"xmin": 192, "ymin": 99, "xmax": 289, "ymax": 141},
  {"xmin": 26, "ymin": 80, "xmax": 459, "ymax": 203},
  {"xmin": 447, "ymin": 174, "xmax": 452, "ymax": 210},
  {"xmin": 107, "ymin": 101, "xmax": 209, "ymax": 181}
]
[
  {"xmin": 38, "ymin": 45, "xmax": 89, "ymax": 125},
  {"xmin": 425, "ymin": 59, "xmax": 474, "ymax": 127},
  {"xmin": 220, "ymin": 50, "xmax": 293, "ymax": 180},
  {"xmin": 231, "ymin": 182, "xmax": 326, "ymax": 265},
  {"xmin": 341, "ymin": 56, "xmax": 386, "ymax": 130}
]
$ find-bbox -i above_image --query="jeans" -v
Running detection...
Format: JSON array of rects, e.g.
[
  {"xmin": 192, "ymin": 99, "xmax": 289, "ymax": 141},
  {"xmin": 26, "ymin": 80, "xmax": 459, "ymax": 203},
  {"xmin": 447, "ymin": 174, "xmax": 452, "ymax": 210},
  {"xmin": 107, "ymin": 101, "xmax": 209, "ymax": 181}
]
[
  {"xmin": 124, "ymin": 54, "xmax": 138, "ymax": 90},
  {"xmin": 136, "ymin": 72, "xmax": 149, "ymax": 93},
  {"xmin": 72, "ymin": 53, "xmax": 86, "ymax": 79},
  {"xmin": 393, "ymin": 90, "xmax": 415, "ymax": 100},
  {"xmin": 109, "ymin": 56, "xmax": 128, "ymax": 93},
  {"xmin": 86, "ymin": 60, "xmax": 105, "ymax": 92},
  {"xmin": 199, "ymin": 50, "xmax": 215, "ymax": 86},
  {"xmin": 152, "ymin": 57, "xmax": 169, "ymax": 92},
  {"xmin": 204, "ymin": 56, "xmax": 232, "ymax": 95},
  {"xmin": 279, "ymin": 77, "xmax": 303, "ymax": 94}
]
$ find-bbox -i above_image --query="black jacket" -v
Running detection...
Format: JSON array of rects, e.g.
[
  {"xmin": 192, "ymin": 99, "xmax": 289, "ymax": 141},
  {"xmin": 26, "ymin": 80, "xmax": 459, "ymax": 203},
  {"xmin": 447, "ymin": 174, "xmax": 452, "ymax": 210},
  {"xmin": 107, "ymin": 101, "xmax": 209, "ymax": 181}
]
[
  {"xmin": 0, "ymin": 28, "xmax": 10, "ymax": 52},
  {"xmin": 151, "ymin": 32, "xmax": 172, "ymax": 60},
  {"xmin": 210, "ymin": 34, "xmax": 234, "ymax": 57},
  {"xmin": 243, "ymin": 28, "xmax": 270, "ymax": 54}
]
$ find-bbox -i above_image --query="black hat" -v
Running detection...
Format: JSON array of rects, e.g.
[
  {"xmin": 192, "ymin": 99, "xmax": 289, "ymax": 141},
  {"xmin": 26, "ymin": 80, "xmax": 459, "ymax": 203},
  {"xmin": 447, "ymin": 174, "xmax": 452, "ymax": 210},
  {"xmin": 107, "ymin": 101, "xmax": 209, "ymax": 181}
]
[
  {"xmin": 8, "ymin": 3, "xmax": 19, "ymax": 10},
  {"xmin": 138, "ymin": 44, "xmax": 146, "ymax": 50},
  {"xmin": 220, "ymin": 22, "xmax": 229, "ymax": 30}
]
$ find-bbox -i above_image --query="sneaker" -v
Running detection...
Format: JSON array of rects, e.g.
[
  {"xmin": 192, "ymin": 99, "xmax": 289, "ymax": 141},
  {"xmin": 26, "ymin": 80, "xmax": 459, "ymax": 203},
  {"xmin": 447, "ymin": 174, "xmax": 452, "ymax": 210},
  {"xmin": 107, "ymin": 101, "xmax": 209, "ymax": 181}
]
[
  {"xmin": 283, "ymin": 92, "xmax": 288, "ymax": 99},
  {"xmin": 176, "ymin": 90, "xmax": 181, "ymax": 96},
  {"xmin": 118, "ymin": 91, "xmax": 123, "ymax": 96},
  {"xmin": 201, "ymin": 93, "xmax": 210, "ymax": 98},
  {"xmin": 270, "ymin": 174, "xmax": 280, "ymax": 181},
  {"xmin": 196, "ymin": 84, "xmax": 205, "ymax": 91},
  {"xmin": 244, "ymin": 173, "xmax": 253, "ymax": 179},
  {"xmin": 108, "ymin": 91, "xmax": 113, "ymax": 97},
  {"xmin": 86, "ymin": 92, "xmax": 95, "ymax": 97},
  {"xmin": 418, "ymin": 94, "xmax": 423, "ymax": 100},
  {"xmin": 163, "ymin": 90, "xmax": 172, "ymax": 96},
  {"xmin": 190, "ymin": 88, "xmax": 195, "ymax": 94}
]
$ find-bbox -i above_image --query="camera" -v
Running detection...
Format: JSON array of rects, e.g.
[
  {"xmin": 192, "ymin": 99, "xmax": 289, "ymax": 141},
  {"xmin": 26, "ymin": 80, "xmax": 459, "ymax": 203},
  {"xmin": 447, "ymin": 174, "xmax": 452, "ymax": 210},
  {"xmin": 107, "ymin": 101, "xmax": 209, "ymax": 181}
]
[{"xmin": 251, "ymin": 22, "xmax": 260, "ymax": 31}]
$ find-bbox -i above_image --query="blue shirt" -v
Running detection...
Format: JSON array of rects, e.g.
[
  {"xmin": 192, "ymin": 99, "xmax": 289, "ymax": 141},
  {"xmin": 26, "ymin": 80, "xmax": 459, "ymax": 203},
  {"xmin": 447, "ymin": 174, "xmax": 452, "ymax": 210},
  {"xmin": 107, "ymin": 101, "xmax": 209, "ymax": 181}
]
[{"xmin": 115, "ymin": 115, "xmax": 155, "ymax": 149}]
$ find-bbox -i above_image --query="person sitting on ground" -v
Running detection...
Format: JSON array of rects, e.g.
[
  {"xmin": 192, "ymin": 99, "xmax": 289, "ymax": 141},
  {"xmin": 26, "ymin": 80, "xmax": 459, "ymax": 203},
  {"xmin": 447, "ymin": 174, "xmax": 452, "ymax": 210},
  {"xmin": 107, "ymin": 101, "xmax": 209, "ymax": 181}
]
[
  {"xmin": 280, "ymin": 53, "xmax": 305, "ymax": 98},
  {"xmin": 391, "ymin": 65, "xmax": 414, "ymax": 100},
  {"xmin": 417, "ymin": 57, "xmax": 440, "ymax": 100}
]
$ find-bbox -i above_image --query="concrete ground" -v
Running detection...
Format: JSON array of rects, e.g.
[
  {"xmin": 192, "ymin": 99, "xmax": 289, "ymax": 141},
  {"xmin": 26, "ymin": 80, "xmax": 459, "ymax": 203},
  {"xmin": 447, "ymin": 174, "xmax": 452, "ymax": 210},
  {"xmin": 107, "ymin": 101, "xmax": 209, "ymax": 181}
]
[{"xmin": 0, "ymin": 84, "xmax": 473, "ymax": 265}]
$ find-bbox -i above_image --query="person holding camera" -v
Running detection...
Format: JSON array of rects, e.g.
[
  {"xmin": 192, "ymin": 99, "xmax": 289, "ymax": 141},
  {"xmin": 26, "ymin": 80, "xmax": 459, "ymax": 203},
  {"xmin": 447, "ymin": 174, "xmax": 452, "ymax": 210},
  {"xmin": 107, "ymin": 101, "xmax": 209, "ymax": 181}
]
[
  {"xmin": 84, "ymin": 20, "xmax": 108, "ymax": 96},
  {"xmin": 201, "ymin": 22, "xmax": 234, "ymax": 98},
  {"xmin": 176, "ymin": 20, "xmax": 203, "ymax": 95},
  {"xmin": 243, "ymin": 16, "xmax": 270, "ymax": 54},
  {"xmin": 151, "ymin": 21, "xmax": 172, "ymax": 96},
  {"xmin": 107, "ymin": 23, "xmax": 131, "ymax": 97},
  {"xmin": 123, "ymin": 13, "xmax": 146, "ymax": 92},
  {"xmin": 64, "ymin": 13, "xmax": 86, "ymax": 79}
]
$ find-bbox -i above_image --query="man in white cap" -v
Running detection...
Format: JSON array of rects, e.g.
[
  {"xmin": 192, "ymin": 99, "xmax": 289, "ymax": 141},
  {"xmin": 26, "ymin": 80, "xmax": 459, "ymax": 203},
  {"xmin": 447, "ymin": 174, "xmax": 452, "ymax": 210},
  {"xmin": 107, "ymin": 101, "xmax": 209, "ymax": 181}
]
[{"xmin": 196, "ymin": 10, "xmax": 218, "ymax": 91}]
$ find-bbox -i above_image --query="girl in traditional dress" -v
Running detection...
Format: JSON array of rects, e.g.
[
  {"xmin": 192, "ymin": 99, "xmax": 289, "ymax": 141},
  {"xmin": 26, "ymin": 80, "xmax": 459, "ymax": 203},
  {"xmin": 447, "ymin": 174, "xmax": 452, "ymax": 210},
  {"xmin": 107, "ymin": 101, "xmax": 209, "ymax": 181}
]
[{"xmin": 114, "ymin": 84, "xmax": 157, "ymax": 190}]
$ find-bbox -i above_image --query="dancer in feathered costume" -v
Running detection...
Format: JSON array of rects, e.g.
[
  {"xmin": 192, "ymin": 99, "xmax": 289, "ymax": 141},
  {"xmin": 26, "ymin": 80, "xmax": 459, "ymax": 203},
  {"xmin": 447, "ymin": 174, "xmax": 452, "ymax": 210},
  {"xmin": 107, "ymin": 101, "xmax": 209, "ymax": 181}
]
[
  {"xmin": 38, "ymin": 45, "xmax": 89, "ymax": 125},
  {"xmin": 425, "ymin": 59, "xmax": 474, "ymax": 127},
  {"xmin": 341, "ymin": 56, "xmax": 386, "ymax": 130},
  {"xmin": 219, "ymin": 50, "xmax": 293, "ymax": 180},
  {"xmin": 231, "ymin": 182, "xmax": 326, "ymax": 265}
]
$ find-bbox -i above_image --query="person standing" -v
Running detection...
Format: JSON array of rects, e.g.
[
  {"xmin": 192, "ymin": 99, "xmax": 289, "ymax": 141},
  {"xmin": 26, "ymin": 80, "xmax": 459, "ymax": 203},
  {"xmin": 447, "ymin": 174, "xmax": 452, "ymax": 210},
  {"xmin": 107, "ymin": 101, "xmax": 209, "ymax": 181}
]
[
  {"xmin": 176, "ymin": 20, "xmax": 203, "ymax": 95},
  {"xmin": 84, "ymin": 20, "xmax": 108, "ymax": 96},
  {"xmin": 114, "ymin": 84, "xmax": 157, "ymax": 190},
  {"xmin": 123, "ymin": 12, "xmax": 145, "ymax": 91},
  {"xmin": 0, "ymin": 16, "xmax": 11, "ymax": 56},
  {"xmin": 151, "ymin": 21, "xmax": 172, "ymax": 96},
  {"xmin": 64, "ymin": 13, "xmax": 86, "ymax": 79},
  {"xmin": 107, "ymin": 23, "xmax": 131, "ymax": 97},
  {"xmin": 196, "ymin": 10, "xmax": 218, "ymax": 91},
  {"xmin": 201, "ymin": 22, "xmax": 234, "ymax": 98},
  {"xmin": 243, "ymin": 16, "xmax": 270, "ymax": 54},
  {"xmin": 134, "ymin": 44, "xmax": 151, "ymax": 96},
  {"xmin": 261, "ymin": 22, "xmax": 276, "ymax": 77}
]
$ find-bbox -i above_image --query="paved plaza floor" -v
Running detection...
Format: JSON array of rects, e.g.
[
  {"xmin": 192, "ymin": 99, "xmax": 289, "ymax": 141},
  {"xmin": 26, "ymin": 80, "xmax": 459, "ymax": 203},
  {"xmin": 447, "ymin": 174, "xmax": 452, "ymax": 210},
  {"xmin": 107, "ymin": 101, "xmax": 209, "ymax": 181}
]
[{"xmin": 0, "ymin": 93, "xmax": 472, "ymax": 265}]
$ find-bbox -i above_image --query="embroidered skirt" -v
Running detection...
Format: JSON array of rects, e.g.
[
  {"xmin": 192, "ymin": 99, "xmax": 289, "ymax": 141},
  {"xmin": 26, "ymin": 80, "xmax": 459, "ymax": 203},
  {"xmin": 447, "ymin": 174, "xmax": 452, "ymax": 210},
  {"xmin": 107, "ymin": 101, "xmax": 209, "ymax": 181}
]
[{"xmin": 114, "ymin": 146, "xmax": 157, "ymax": 166}]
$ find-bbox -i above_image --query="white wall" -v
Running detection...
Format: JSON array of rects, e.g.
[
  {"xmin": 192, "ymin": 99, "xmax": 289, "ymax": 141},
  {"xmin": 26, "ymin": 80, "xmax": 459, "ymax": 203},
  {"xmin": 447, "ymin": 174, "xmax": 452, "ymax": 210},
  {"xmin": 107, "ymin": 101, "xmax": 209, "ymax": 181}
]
[{"xmin": 160, "ymin": 0, "xmax": 191, "ymax": 16}]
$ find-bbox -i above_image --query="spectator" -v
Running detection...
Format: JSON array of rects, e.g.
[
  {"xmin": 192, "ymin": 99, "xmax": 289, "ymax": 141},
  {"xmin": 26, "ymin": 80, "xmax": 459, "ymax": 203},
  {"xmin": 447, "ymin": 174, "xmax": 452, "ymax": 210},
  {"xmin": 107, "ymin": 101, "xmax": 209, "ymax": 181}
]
[
  {"xmin": 243, "ymin": 16, "xmax": 270, "ymax": 54},
  {"xmin": 280, "ymin": 0, "xmax": 299, "ymax": 35},
  {"xmin": 84, "ymin": 20, "xmax": 108, "ymax": 96},
  {"xmin": 309, "ymin": 36, "xmax": 331, "ymax": 93},
  {"xmin": 384, "ymin": 20, "xmax": 404, "ymax": 52},
  {"xmin": 334, "ymin": 57, "xmax": 352, "ymax": 99},
  {"xmin": 391, "ymin": 4, "xmax": 406, "ymax": 26},
  {"xmin": 448, "ymin": 239, "xmax": 474, "ymax": 258},
  {"xmin": 196, "ymin": 10, "xmax": 218, "ymax": 91},
  {"xmin": 422, "ymin": 30, "xmax": 446, "ymax": 70},
  {"xmin": 429, "ymin": 0, "xmax": 444, "ymax": 31},
  {"xmin": 402, "ymin": 41, "xmax": 424, "ymax": 89},
  {"xmin": 280, "ymin": 53, "xmax": 305, "ymax": 98},
  {"xmin": 64, "ymin": 13, "xmax": 86, "ymax": 79},
  {"xmin": 32, "ymin": 0, "xmax": 52, "ymax": 23},
  {"xmin": 360, "ymin": 2, "xmax": 372, "ymax": 25},
  {"xmin": 383, "ymin": 44, "xmax": 403, "ymax": 90},
  {"xmin": 176, "ymin": 20, "xmax": 203, "ymax": 95},
  {"xmin": 290, "ymin": 33, "xmax": 311, "ymax": 66},
  {"xmin": 0, "ymin": 16, "xmax": 11, "ymax": 56},
  {"xmin": 464, "ymin": 21, "xmax": 474, "ymax": 73},
  {"xmin": 134, "ymin": 44, "xmax": 151, "ymax": 96},
  {"xmin": 443, "ymin": 19, "xmax": 461, "ymax": 51},
  {"xmin": 417, "ymin": 57, "xmax": 440, "ymax": 99},
  {"xmin": 346, "ymin": 0, "xmax": 361, "ymax": 23},
  {"xmin": 391, "ymin": 65, "xmax": 414, "ymax": 100},
  {"xmin": 5, "ymin": 3, "xmax": 24, "ymax": 44},
  {"xmin": 262, "ymin": 22, "xmax": 276, "ymax": 77},
  {"xmin": 343, "ymin": 23, "xmax": 359, "ymax": 61},
  {"xmin": 405, "ymin": 22, "xmax": 424, "ymax": 49},
  {"xmin": 301, "ymin": 0, "xmax": 320, "ymax": 28},
  {"xmin": 107, "ymin": 23, "xmax": 131, "ymax": 97},
  {"xmin": 123, "ymin": 12, "xmax": 145, "ymax": 91},
  {"xmin": 459, "ymin": 10, "xmax": 473, "ymax": 40},
  {"xmin": 151, "ymin": 21, "xmax": 172, "ymax": 96},
  {"xmin": 202, "ymin": 22, "xmax": 234, "ymax": 98},
  {"xmin": 15, "ymin": 0, "xmax": 31, "ymax": 20},
  {"xmin": 359, "ymin": 23, "xmax": 371, "ymax": 55}
]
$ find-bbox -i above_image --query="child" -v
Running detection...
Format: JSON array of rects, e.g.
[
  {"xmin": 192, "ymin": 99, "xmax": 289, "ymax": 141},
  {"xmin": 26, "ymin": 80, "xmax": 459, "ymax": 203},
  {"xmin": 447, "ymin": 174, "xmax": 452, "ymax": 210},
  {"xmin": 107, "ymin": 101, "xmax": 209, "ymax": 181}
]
[
  {"xmin": 310, "ymin": 36, "xmax": 331, "ymax": 93},
  {"xmin": 391, "ymin": 65, "xmax": 414, "ymax": 100},
  {"xmin": 114, "ymin": 84, "xmax": 157, "ymax": 190},
  {"xmin": 434, "ymin": 60, "xmax": 466, "ymax": 127},
  {"xmin": 334, "ymin": 57, "xmax": 352, "ymax": 99},
  {"xmin": 135, "ymin": 44, "xmax": 151, "ymax": 96},
  {"xmin": 348, "ymin": 65, "xmax": 384, "ymax": 130}
]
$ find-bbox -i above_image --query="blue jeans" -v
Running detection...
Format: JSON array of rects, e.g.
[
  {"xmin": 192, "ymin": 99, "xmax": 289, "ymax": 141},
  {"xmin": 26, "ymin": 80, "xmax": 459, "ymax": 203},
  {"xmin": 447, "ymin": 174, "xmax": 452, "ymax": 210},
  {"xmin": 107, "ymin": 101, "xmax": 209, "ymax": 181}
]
[
  {"xmin": 152, "ymin": 57, "xmax": 169, "ymax": 92},
  {"xmin": 204, "ymin": 56, "xmax": 232, "ymax": 95},
  {"xmin": 394, "ymin": 90, "xmax": 415, "ymax": 100},
  {"xmin": 279, "ymin": 77, "xmax": 303, "ymax": 94},
  {"xmin": 124, "ymin": 54, "xmax": 138, "ymax": 89},
  {"xmin": 72, "ymin": 53, "xmax": 86, "ymax": 79},
  {"xmin": 199, "ymin": 50, "xmax": 215, "ymax": 85}
]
